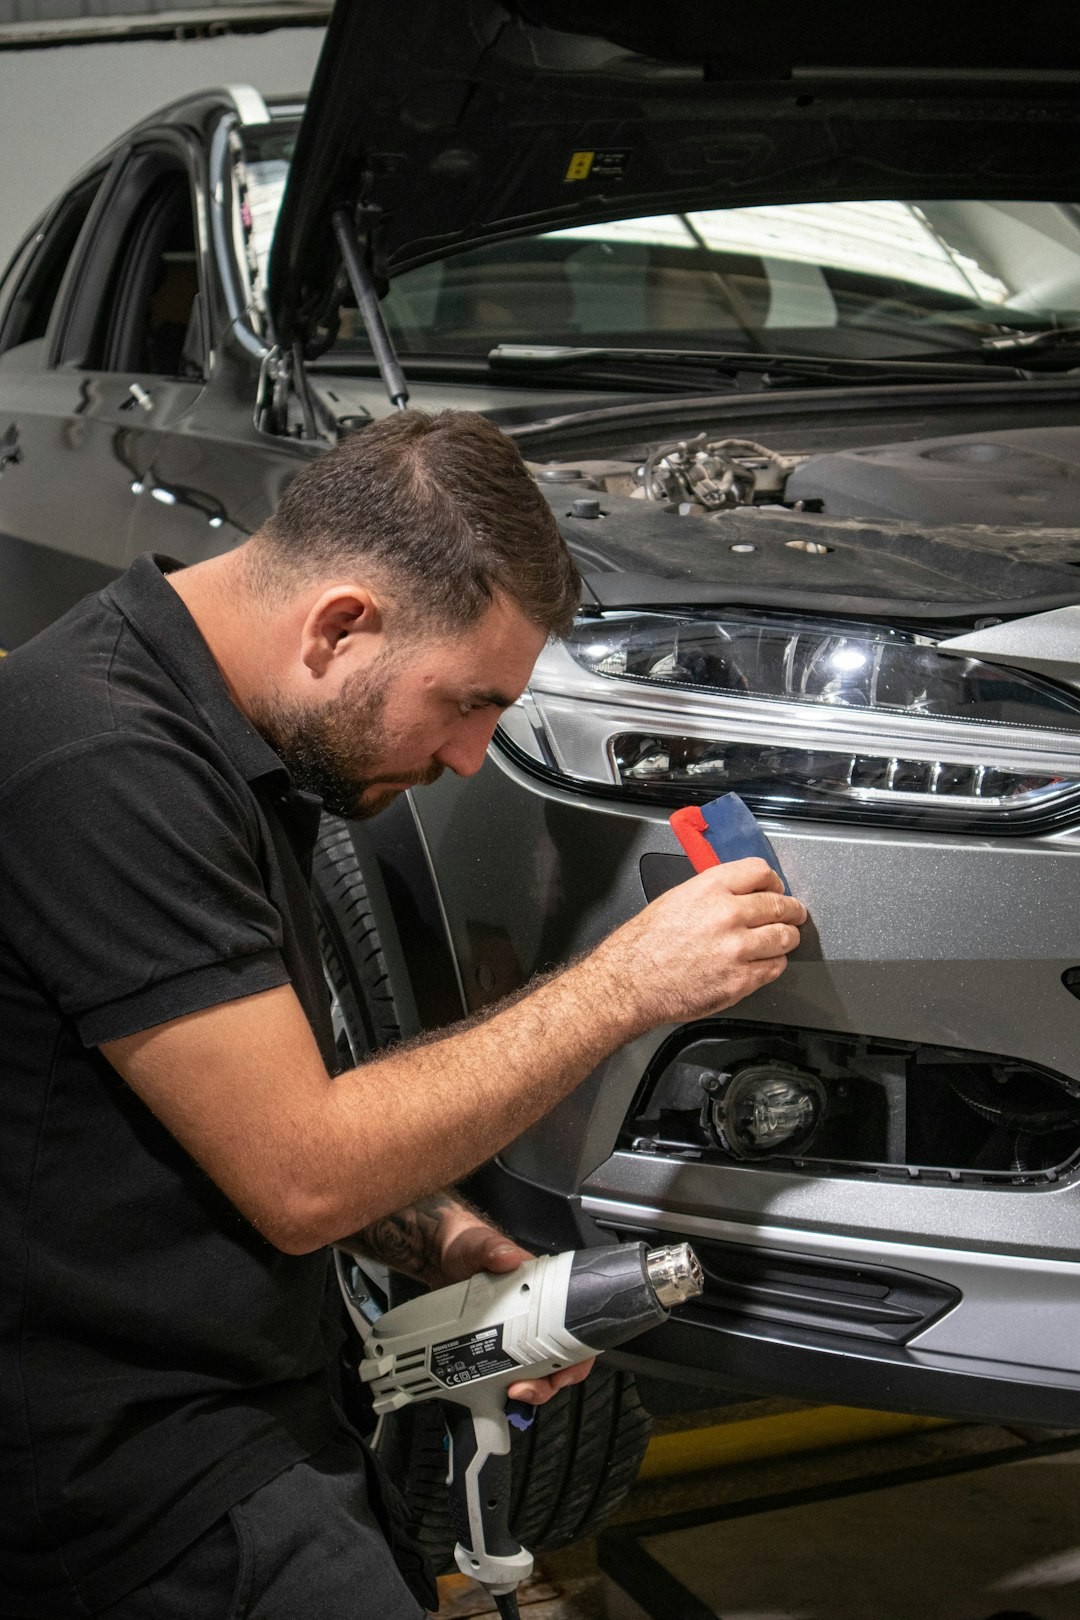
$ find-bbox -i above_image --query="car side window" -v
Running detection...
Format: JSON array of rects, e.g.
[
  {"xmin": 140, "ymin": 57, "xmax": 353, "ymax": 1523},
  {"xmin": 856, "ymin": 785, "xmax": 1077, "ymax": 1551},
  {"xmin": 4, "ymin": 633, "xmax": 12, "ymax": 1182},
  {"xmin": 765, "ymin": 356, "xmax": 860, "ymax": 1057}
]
[
  {"xmin": 98, "ymin": 166, "xmax": 203, "ymax": 379},
  {"xmin": 0, "ymin": 174, "xmax": 105, "ymax": 359}
]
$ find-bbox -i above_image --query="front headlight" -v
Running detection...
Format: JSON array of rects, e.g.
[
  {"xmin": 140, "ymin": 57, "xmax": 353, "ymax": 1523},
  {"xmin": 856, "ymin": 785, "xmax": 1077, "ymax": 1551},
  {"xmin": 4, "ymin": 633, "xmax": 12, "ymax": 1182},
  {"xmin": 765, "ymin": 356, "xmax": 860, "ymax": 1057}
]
[{"xmin": 496, "ymin": 610, "xmax": 1080, "ymax": 831}]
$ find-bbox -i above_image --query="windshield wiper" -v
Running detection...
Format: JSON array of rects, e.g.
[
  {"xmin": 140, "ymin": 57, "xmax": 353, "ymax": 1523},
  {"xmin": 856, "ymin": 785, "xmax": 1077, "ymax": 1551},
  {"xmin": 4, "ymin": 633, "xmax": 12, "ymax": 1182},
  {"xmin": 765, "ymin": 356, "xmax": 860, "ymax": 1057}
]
[
  {"xmin": 981, "ymin": 324, "xmax": 1080, "ymax": 366},
  {"xmin": 489, "ymin": 343, "xmax": 1020, "ymax": 390}
]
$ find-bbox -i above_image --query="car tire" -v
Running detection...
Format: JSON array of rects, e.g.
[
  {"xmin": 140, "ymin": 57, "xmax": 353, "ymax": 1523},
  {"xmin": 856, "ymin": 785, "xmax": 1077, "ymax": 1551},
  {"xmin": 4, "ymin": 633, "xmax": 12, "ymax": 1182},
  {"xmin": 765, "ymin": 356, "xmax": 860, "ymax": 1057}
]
[
  {"xmin": 311, "ymin": 814, "xmax": 404, "ymax": 1072},
  {"xmin": 375, "ymin": 1361, "xmax": 651, "ymax": 1575},
  {"xmin": 310, "ymin": 813, "xmax": 653, "ymax": 1565}
]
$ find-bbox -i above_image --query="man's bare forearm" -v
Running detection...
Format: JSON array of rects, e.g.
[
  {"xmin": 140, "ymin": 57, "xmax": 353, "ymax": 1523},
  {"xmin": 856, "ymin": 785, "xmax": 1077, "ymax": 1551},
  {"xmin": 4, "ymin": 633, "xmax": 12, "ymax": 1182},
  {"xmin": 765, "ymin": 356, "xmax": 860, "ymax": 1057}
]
[
  {"xmin": 314, "ymin": 948, "xmax": 633, "ymax": 1246},
  {"xmin": 344, "ymin": 1190, "xmax": 492, "ymax": 1287},
  {"xmin": 297, "ymin": 870, "xmax": 805, "ymax": 1249},
  {"xmin": 347, "ymin": 1192, "xmax": 455, "ymax": 1283},
  {"xmin": 106, "ymin": 951, "xmax": 632, "ymax": 1257},
  {"xmin": 103, "ymin": 862, "xmax": 805, "ymax": 1255}
]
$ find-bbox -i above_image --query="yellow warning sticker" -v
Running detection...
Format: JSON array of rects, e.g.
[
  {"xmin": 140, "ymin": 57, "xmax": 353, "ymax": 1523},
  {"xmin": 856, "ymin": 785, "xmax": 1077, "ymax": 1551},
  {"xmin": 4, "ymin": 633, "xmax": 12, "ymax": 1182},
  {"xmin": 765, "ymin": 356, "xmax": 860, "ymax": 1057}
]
[
  {"xmin": 565, "ymin": 151, "xmax": 595, "ymax": 181},
  {"xmin": 564, "ymin": 149, "xmax": 630, "ymax": 183}
]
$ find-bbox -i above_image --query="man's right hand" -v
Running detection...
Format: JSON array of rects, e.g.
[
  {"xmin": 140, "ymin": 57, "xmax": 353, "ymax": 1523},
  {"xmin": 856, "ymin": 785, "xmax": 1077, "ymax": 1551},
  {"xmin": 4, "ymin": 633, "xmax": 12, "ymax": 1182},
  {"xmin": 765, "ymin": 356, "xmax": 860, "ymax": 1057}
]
[{"xmin": 591, "ymin": 857, "xmax": 807, "ymax": 1034}]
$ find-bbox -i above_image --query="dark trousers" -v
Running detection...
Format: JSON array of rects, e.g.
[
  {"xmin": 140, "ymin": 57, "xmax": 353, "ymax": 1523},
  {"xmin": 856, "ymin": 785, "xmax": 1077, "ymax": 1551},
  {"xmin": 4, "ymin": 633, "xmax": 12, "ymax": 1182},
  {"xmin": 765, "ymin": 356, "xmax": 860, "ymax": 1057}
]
[{"xmin": 98, "ymin": 1438, "xmax": 429, "ymax": 1619}]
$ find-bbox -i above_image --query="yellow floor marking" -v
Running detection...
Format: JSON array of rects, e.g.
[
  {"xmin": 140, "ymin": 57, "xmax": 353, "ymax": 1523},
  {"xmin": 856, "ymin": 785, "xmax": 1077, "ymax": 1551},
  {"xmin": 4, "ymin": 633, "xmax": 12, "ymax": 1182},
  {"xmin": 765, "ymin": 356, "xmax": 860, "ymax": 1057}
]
[
  {"xmin": 638, "ymin": 1404, "xmax": 953, "ymax": 1481},
  {"xmin": 437, "ymin": 1573, "xmax": 474, "ymax": 1593}
]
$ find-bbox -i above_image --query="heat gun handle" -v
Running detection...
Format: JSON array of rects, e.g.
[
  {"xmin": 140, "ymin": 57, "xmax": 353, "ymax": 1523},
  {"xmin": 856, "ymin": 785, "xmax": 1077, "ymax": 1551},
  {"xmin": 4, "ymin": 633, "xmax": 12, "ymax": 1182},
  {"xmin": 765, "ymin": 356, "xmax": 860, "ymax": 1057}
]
[{"xmin": 444, "ymin": 1402, "xmax": 534, "ymax": 1596}]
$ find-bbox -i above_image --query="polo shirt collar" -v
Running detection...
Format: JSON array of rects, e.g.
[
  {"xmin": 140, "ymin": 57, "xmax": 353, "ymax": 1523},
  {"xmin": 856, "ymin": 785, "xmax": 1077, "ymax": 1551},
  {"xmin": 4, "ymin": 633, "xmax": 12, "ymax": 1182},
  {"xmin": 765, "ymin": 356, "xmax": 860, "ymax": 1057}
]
[{"xmin": 104, "ymin": 553, "xmax": 290, "ymax": 788}]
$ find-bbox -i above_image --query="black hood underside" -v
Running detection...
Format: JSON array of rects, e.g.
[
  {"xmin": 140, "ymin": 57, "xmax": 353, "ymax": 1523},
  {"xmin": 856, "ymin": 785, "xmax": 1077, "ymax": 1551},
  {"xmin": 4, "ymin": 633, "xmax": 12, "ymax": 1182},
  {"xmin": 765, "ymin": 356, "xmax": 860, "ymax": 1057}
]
[{"xmin": 270, "ymin": 1, "xmax": 1080, "ymax": 351}]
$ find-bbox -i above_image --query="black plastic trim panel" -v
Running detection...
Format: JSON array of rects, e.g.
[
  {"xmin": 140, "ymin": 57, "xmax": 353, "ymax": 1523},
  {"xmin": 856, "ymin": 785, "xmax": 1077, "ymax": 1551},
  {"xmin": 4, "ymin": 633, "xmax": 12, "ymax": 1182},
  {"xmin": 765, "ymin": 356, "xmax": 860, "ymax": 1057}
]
[
  {"xmin": 607, "ymin": 1315, "xmax": 1080, "ymax": 1427},
  {"xmin": 606, "ymin": 1227, "xmax": 960, "ymax": 1346},
  {"xmin": 469, "ymin": 1164, "xmax": 1080, "ymax": 1423},
  {"xmin": 465, "ymin": 1158, "xmax": 608, "ymax": 1255}
]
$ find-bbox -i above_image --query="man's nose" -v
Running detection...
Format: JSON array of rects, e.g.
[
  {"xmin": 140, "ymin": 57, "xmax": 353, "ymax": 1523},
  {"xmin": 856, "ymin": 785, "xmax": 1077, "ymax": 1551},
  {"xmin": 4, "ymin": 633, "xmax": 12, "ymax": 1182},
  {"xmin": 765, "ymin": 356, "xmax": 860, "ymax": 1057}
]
[{"xmin": 435, "ymin": 716, "xmax": 500, "ymax": 778}]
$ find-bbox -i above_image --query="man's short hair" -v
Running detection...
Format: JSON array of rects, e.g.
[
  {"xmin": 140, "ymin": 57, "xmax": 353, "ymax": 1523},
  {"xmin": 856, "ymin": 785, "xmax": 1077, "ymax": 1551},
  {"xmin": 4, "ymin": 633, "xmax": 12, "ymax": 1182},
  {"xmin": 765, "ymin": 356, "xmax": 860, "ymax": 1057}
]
[{"xmin": 254, "ymin": 409, "xmax": 581, "ymax": 638}]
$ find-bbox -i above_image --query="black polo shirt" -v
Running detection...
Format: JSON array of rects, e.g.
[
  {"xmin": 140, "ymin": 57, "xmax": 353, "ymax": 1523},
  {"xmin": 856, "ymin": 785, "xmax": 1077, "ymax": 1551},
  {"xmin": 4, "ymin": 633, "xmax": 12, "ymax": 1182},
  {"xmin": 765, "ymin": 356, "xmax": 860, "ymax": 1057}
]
[{"xmin": 0, "ymin": 556, "xmax": 344, "ymax": 1616}]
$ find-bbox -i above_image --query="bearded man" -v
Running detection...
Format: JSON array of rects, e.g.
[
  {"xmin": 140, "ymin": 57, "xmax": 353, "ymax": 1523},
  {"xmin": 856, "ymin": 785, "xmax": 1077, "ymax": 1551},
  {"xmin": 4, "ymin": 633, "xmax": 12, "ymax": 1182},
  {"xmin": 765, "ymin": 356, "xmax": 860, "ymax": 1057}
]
[{"xmin": 0, "ymin": 409, "xmax": 805, "ymax": 1618}]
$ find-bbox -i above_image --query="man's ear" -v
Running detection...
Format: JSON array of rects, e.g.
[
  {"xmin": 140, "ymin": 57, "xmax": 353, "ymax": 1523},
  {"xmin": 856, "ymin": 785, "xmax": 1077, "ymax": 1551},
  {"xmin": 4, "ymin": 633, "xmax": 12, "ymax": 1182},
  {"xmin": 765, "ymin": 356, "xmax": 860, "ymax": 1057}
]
[{"xmin": 300, "ymin": 586, "xmax": 384, "ymax": 676}]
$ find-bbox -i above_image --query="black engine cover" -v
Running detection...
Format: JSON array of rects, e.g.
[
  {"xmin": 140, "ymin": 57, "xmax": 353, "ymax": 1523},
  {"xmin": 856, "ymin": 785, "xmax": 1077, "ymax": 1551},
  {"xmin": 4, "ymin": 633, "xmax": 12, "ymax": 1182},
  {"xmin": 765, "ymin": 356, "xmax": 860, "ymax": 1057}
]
[{"xmin": 786, "ymin": 425, "xmax": 1080, "ymax": 526}]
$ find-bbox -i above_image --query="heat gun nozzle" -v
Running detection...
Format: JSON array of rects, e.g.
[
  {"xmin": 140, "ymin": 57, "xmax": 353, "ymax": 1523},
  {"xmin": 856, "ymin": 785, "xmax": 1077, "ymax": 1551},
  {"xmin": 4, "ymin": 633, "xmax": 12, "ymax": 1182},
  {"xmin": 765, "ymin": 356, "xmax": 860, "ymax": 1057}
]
[{"xmin": 645, "ymin": 1242, "xmax": 704, "ymax": 1307}]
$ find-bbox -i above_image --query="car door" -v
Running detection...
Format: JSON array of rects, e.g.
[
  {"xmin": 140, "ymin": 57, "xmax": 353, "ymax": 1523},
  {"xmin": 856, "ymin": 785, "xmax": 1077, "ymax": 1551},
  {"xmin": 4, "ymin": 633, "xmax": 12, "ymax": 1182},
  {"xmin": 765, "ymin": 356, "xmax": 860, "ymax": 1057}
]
[
  {"xmin": 0, "ymin": 170, "xmax": 116, "ymax": 648},
  {"xmin": 0, "ymin": 133, "xmax": 209, "ymax": 647}
]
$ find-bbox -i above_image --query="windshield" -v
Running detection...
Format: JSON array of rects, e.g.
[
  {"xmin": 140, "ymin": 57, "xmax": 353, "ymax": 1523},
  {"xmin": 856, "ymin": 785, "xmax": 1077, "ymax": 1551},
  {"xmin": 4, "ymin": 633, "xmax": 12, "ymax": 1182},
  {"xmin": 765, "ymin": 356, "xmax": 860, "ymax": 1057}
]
[{"xmin": 240, "ymin": 132, "xmax": 1080, "ymax": 361}]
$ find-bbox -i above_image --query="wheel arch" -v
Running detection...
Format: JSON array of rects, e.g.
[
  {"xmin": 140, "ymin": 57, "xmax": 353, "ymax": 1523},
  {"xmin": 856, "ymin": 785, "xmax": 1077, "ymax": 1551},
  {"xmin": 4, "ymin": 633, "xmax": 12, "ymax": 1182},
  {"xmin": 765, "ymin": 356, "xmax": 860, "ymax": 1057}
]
[{"xmin": 314, "ymin": 795, "xmax": 467, "ymax": 1053}]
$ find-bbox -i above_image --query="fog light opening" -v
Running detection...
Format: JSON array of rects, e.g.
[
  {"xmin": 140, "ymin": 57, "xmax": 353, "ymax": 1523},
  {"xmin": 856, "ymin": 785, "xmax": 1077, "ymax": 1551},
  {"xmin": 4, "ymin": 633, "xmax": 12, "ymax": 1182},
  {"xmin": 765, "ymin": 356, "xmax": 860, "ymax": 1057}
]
[{"xmin": 624, "ymin": 1022, "xmax": 1080, "ymax": 1188}]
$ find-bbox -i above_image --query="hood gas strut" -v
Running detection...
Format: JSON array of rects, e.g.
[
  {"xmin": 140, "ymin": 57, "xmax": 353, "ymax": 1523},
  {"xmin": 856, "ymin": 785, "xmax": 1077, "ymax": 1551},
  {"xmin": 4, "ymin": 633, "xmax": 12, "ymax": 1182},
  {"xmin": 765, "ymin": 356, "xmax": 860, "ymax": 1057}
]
[{"xmin": 331, "ymin": 207, "xmax": 409, "ymax": 412}]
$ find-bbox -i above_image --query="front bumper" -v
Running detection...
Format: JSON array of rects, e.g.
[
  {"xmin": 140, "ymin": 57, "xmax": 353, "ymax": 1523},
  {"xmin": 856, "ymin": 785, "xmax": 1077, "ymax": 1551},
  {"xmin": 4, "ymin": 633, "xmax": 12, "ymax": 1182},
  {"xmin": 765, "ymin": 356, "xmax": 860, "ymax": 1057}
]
[{"xmin": 416, "ymin": 746, "xmax": 1080, "ymax": 1422}]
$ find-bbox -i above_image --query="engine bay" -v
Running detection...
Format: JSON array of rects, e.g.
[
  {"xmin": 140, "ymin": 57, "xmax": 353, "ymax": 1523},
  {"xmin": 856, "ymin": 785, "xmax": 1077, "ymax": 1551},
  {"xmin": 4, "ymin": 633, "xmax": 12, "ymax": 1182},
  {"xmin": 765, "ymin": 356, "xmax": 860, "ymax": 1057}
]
[
  {"xmin": 538, "ymin": 424, "xmax": 1080, "ymax": 527},
  {"xmin": 531, "ymin": 422, "xmax": 1080, "ymax": 607}
]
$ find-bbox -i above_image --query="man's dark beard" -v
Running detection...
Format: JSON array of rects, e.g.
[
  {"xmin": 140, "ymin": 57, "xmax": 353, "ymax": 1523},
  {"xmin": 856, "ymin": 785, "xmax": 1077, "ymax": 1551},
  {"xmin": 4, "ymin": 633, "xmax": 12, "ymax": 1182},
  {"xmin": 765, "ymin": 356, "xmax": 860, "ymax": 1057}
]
[{"xmin": 249, "ymin": 662, "xmax": 441, "ymax": 820}]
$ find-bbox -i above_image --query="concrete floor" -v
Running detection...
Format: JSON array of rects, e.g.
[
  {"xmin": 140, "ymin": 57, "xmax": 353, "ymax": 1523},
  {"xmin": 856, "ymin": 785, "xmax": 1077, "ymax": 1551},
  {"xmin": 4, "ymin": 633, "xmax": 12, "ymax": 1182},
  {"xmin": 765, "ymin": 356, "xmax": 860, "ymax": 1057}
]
[{"xmin": 431, "ymin": 1401, "xmax": 1080, "ymax": 1619}]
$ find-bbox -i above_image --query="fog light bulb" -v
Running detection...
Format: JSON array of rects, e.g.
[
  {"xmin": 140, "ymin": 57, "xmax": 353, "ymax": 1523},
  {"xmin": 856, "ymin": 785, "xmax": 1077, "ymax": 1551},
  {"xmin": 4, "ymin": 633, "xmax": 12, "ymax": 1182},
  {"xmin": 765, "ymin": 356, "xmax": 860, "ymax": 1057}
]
[{"xmin": 712, "ymin": 1064, "xmax": 826, "ymax": 1159}]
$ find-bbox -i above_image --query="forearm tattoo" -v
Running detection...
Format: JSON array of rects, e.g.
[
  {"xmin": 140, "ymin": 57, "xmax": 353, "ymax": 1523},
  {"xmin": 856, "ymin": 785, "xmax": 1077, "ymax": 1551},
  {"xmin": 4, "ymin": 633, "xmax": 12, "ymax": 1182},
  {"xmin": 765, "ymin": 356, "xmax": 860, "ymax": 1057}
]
[{"xmin": 352, "ymin": 1191, "xmax": 465, "ymax": 1285}]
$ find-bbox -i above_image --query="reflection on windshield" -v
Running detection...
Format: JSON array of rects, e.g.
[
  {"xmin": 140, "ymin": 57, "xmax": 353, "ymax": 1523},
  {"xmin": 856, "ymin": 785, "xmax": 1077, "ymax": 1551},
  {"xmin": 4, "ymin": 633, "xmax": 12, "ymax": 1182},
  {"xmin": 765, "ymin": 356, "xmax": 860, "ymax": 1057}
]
[
  {"xmin": 555, "ymin": 203, "xmax": 1008, "ymax": 306},
  {"xmin": 239, "ymin": 136, "xmax": 1080, "ymax": 361}
]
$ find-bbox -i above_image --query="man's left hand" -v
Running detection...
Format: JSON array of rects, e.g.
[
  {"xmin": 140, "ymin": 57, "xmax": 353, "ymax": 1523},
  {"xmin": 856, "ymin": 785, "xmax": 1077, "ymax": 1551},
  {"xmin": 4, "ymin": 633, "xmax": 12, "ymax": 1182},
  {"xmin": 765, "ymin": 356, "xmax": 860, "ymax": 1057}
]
[{"xmin": 437, "ymin": 1222, "xmax": 596, "ymax": 1407}]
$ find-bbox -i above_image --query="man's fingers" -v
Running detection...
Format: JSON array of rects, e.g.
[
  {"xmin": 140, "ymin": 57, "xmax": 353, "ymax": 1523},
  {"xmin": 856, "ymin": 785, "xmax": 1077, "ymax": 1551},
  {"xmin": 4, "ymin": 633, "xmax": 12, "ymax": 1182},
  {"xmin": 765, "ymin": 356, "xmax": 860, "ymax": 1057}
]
[
  {"xmin": 709, "ymin": 887, "xmax": 806, "ymax": 941},
  {"xmin": 743, "ymin": 922, "xmax": 804, "ymax": 960},
  {"xmin": 741, "ymin": 954, "xmax": 789, "ymax": 992},
  {"xmin": 602, "ymin": 849, "xmax": 808, "ymax": 1030},
  {"xmin": 695, "ymin": 863, "xmax": 808, "ymax": 924},
  {"xmin": 436, "ymin": 1225, "xmax": 531, "ymax": 1284},
  {"xmin": 508, "ymin": 1357, "xmax": 595, "ymax": 1405},
  {"xmin": 735, "ymin": 888, "xmax": 807, "ymax": 928},
  {"xmin": 482, "ymin": 1239, "xmax": 531, "ymax": 1273},
  {"xmin": 549, "ymin": 1360, "xmax": 594, "ymax": 1392},
  {"xmin": 707, "ymin": 856, "xmax": 784, "ymax": 895}
]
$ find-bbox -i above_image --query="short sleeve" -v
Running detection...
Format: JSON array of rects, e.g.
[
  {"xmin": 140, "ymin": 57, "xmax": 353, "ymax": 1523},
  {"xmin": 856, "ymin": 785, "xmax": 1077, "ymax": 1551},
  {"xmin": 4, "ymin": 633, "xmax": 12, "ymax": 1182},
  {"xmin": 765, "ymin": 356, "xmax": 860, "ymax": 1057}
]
[{"xmin": 0, "ymin": 732, "xmax": 292, "ymax": 1045}]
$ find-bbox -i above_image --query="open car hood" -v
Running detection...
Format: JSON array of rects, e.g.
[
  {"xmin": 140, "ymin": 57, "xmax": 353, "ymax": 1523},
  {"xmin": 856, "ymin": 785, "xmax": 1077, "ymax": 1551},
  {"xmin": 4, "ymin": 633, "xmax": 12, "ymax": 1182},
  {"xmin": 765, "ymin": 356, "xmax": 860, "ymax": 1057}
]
[{"xmin": 268, "ymin": 0, "xmax": 1080, "ymax": 351}]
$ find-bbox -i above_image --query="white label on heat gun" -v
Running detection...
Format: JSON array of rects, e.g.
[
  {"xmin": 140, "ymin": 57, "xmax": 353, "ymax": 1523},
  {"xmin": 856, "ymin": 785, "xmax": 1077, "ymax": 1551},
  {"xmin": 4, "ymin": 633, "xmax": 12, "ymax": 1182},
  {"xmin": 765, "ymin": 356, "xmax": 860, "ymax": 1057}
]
[{"xmin": 430, "ymin": 1327, "xmax": 518, "ymax": 1388}]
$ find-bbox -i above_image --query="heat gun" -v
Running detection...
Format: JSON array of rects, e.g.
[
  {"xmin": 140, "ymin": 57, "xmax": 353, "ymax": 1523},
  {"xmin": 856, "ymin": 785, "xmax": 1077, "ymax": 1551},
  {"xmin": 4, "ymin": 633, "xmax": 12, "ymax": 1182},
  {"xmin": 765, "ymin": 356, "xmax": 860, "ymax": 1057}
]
[{"xmin": 358, "ymin": 1240, "xmax": 703, "ymax": 1618}]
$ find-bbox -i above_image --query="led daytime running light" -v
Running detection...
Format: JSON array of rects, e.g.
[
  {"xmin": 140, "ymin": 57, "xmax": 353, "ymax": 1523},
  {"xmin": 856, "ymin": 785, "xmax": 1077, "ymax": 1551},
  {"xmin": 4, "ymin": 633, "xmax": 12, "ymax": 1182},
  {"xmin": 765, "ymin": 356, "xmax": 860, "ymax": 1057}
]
[{"xmin": 612, "ymin": 733, "xmax": 1075, "ymax": 815}]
